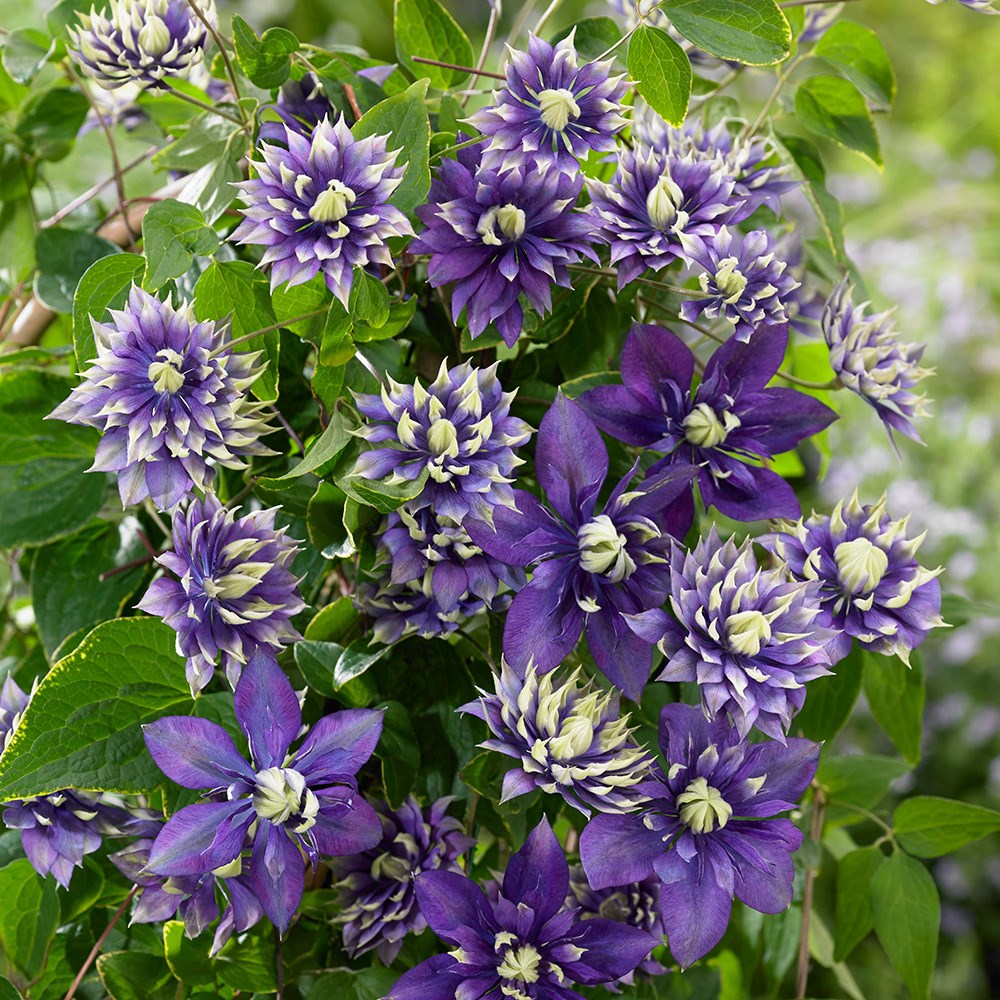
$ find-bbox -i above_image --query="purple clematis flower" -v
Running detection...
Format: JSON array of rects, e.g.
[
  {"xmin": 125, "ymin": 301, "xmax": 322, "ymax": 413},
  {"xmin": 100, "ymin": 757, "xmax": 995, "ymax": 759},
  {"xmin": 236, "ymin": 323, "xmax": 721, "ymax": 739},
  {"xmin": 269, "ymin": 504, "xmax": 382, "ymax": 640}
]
[
  {"xmin": 577, "ymin": 323, "xmax": 837, "ymax": 522},
  {"xmin": 386, "ymin": 818, "xmax": 657, "ymax": 1000},
  {"xmin": 142, "ymin": 651, "xmax": 384, "ymax": 933},
  {"xmin": 468, "ymin": 31, "xmax": 628, "ymax": 172},
  {"xmin": 630, "ymin": 528, "xmax": 836, "ymax": 740},
  {"xmin": 467, "ymin": 393, "xmax": 695, "ymax": 702},
  {"xmin": 679, "ymin": 227, "xmax": 799, "ymax": 342},
  {"xmin": 331, "ymin": 795, "xmax": 473, "ymax": 963},
  {"xmin": 259, "ymin": 72, "xmax": 335, "ymax": 145},
  {"xmin": 138, "ymin": 493, "xmax": 305, "ymax": 693},
  {"xmin": 580, "ymin": 703, "xmax": 819, "ymax": 968},
  {"xmin": 767, "ymin": 492, "xmax": 945, "ymax": 665},
  {"xmin": 409, "ymin": 141, "xmax": 597, "ymax": 346},
  {"xmin": 588, "ymin": 144, "xmax": 752, "ymax": 288},
  {"xmin": 232, "ymin": 115, "xmax": 413, "ymax": 306}
]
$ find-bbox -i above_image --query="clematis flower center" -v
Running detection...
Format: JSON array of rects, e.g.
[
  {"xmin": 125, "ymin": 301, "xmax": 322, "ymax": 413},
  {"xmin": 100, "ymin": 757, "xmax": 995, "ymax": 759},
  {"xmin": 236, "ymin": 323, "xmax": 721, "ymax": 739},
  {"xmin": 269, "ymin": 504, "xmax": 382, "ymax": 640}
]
[
  {"xmin": 677, "ymin": 776, "xmax": 732, "ymax": 834},
  {"xmin": 646, "ymin": 172, "xmax": 685, "ymax": 231},
  {"xmin": 137, "ymin": 15, "xmax": 172, "ymax": 56},
  {"xmin": 683, "ymin": 402, "xmax": 740, "ymax": 449},
  {"xmin": 253, "ymin": 766, "xmax": 319, "ymax": 833},
  {"xmin": 709, "ymin": 257, "xmax": 749, "ymax": 303},
  {"xmin": 537, "ymin": 88, "xmax": 581, "ymax": 131},
  {"xmin": 497, "ymin": 941, "xmax": 542, "ymax": 984},
  {"xmin": 834, "ymin": 536, "xmax": 889, "ymax": 594},
  {"xmin": 478, "ymin": 203, "xmax": 526, "ymax": 246},
  {"xmin": 147, "ymin": 349, "xmax": 186, "ymax": 395},
  {"xmin": 577, "ymin": 514, "xmax": 636, "ymax": 583},
  {"xmin": 426, "ymin": 416, "xmax": 461, "ymax": 458},
  {"xmin": 370, "ymin": 849, "xmax": 411, "ymax": 882},
  {"xmin": 309, "ymin": 179, "xmax": 357, "ymax": 226},
  {"xmin": 726, "ymin": 609, "xmax": 772, "ymax": 657}
]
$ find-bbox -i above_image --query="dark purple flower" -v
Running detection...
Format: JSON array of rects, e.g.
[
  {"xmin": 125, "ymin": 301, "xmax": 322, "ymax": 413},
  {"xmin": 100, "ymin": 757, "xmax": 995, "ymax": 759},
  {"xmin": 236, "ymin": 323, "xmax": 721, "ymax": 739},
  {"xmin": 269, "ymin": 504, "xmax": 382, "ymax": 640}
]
[
  {"xmin": 410, "ymin": 142, "xmax": 597, "ymax": 346},
  {"xmin": 69, "ymin": 0, "xmax": 215, "ymax": 92},
  {"xmin": 467, "ymin": 393, "xmax": 695, "ymax": 702},
  {"xmin": 331, "ymin": 796, "xmax": 473, "ymax": 963},
  {"xmin": 631, "ymin": 528, "xmax": 836, "ymax": 740},
  {"xmin": 355, "ymin": 505, "xmax": 524, "ymax": 643},
  {"xmin": 631, "ymin": 107, "xmax": 797, "ymax": 215},
  {"xmin": 577, "ymin": 323, "xmax": 837, "ymax": 523},
  {"xmin": 580, "ymin": 703, "xmax": 819, "ymax": 967},
  {"xmin": 460, "ymin": 660, "xmax": 652, "ymax": 815},
  {"xmin": 137, "ymin": 494, "xmax": 305, "ymax": 693},
  {"xmin": 386, "ymin": 818, "xmax": 657, "ymax": 1000},
  {"xmin": 679, "ymin": 227, "xmax": 799, "ymax": 342},
  {"xmin": 467, "ymin": 31, "xmax": 628, "ymax": 171},
  {"xmin": 232, "ymin": 115, "xmax": 413, "ymax": 306},
  {"xmin": 0, "ymin": 674, "xmax": 30, "ymax": 754},
  {"xmin": 259, "ymin": 73, "xmax": 334, "ymax": 145},
  {"xmin": 567, "ymin": 865, "xmax": 668, "ymax": 989},
  {"xmin": 767, "ymin": 492, "xmax": 945, "ymax": 665},
  {"xmin": 110, "ymin": 837, "xmax": 264, "ymax": 955},
  {"xmin": 352, "ymin": 361, "xmax": 532, "ymax": 521},
  {"xmin": 822, "ymin": 279, "xmax": 932, "ymax": 449},
  {"xmin": 776, "ymin": 233, "xmax": 825, "ymax": 336},
  {"xmin": 48, "ymin": 285, "xmax": 276, "ymax": 511},
  {"xmin": 141, "ymin": 652, "xmax": 384, "ymax": 933}
]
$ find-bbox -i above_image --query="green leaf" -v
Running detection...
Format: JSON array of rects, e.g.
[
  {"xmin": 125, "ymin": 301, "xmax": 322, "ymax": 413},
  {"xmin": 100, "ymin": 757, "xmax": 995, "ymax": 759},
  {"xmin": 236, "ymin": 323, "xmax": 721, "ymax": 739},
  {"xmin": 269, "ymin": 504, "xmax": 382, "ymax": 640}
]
[
  {"xmin": 213, "ymin": 924, "xmax": 278, "ymax": 992},
  {"xmin": 894, "ymin": 796, "xmax": 1000, "ymax": 858},
  {"xmin": 0, "ymin": 859, "xmax": 60, "ymax": 983},
  {"xmin": 791, "ymin": 645, "xmax": 863, "ymax": 742},
  {"xmin": 864, "ymin": 651, "xmax": 924, "ymax": 765},
  {"xmin": 293, "ymin": 638, "xmax": 389, "ymax": 697},
  {"xmin": 834, "ymin": 846, "xmax": 885, "ymax": 961},
  {"xmin": 776, "ymin": 134, "xmax": 845, "ymax": 261},
  {"xmin": 0, "ymin": 978, "xmax": 21, "ymax": 1000},
  {"xmin": 817, "ymin": 754, "xmax": 910, "ymax": 818},
  {"xmin": 1, "ymin": 27, "xmax": 53, "ymax": 84},
  {"xmin": 662, "ymin": 0, "xmax": 791, "ymax": 66},
  {"xmin": 0, "ymin": 617, "xmax": 191, "ymax": 802},
  {"xmin": 33, "ymin": 227, "xmax": 121, "ymax": 314},
  {"xmin": 72, "ymin": 254, "xmax": 145, "ymax": 368},
  {"xmin": 354, "ymin": 80, "xmax": 432, "ymax": 219},
  {"xmin": 29, "ymin": 517, "xmax": 149, "ymax": 658},
  {"xmin": 338, "ymin": 463, "xmax": 430, "ymax": 514},
  {"xmin": 814, "ymin": 20, "xmax": 895, "ymax": 110},
  {"xmin": 376, "ymin": 700, "xmax": 419, "ymax": 807},
  {"xmin": 264, "ymin": 409, "xmax": 353, "ymax": 486},
  {"xmin": 795, "ymin": 75, "xmax": 882, "ymax": 168},
  {"xmin": 304, "ymin": 597, "xmax": 358, "ymax": 642},
  {"xmin": 164, "ymin": 921, "xmax": 216, "ymax": 987},
  {"xmin": 15, "ymin": 85, "xmax": 89, "ymax": 162},
  {"xmin": 870, "ymin": 852, "xmax": 939, "ymax": 1000},
  {"xmin": 394, "ymin": 0, "xmax": 474, "ymax": 90},
  {"xmin": 194, "ymin": 260, "xmax": 280, "ymax": 400},
  {"xmin": 140, "ymin": 200, "xmax": 219, "ymax": 291},
  {"xmin": 272, "ymin": 276, "xmax": 331, "ymax": 340},
  {"xmin": 231, "ymin": 15, "xmax": 299, "ymax": 89},
  {"xmin": 354, "ymin": 296, "xmax": 418, "ymax": 343},
  {"xmin": 97, "ymin": 951, "xmax": 176, "ymax": 1000},
  {"xmin": 349, "ymin": 268, "xmax": 391, "ymax": 328},
  {"xmin": 58, "ymin": 856, "xmax": 106, "ymax": 922},
  {"xmin": 554, "ymin": 18, "xmax": 621, "ymax": 61},
  {"xmin": 0, "ymin": 370, "xmax": 105, "ymax": 548},
  {"xmin": 627, "ymin": 26, "xmax": 692, "ymax": 128}
]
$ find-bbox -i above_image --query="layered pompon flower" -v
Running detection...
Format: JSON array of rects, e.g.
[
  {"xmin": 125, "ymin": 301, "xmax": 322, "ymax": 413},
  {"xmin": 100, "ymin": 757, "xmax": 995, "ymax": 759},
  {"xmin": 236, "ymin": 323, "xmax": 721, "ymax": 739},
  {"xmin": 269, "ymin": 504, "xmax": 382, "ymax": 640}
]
[
  {"xmin": 822, "ymin": 279, "xmax": 933, "ymax": 448},
  {"xmin": 69, "ymin": 0, "xmax": 216, "ymax": 91},
  {"xmin": 141, "ymin": 652, "xmax": 384, "ymax": 933},
  {"xmin": 48, "ymin": 285, "xmax": 276, "ymax": 511},
  {"xmin": 410, "ymin": 141, "xmax": 597, "ymax": 346},
  {"xmin": 232, "ymin": 115, "xmax": 413, "ymax": 306},
  {"xmin": 386, "ymin": 818, "xmax": 657, "ymax": 1000},
  {"xmin": 460, "ymin": 661, "xmax": 653, "ymax": 815},
  {"xmin": 331, "ymin": 796, "xmax": 474, "ymax": 963},
  {"xmin": 578, "ymin": 323, "xmax": 837, "ymax": 522},
  {"xmin": 580, "ymin": 703, "xmax": 819, "ymax": 967},
  {"xmin": 468, "ymin": 31, "xmax": 628, "ymax": 171},
  {"xmin": 679, "ymin": 227, "xmax": 799, "ymax": 341},
  {"xmin": 352, "ymin": 360, "xmax": 531, "ymax": 521},
  {"xmin": 588, "ymin": 145, "xmax": 751, "ymax": 288},
  {"xmin": 259, "ymin": 72, "xmax": 335, "ymax": 144},
  {"xmin": 767, "ymin": 492, "xmax": 945, "ymax": 664},
  {"xmin": 630, "ymin": 528, "xmax": 836, "ymax": 740},
  {"xmin": 355, "ymin": 505, "xmax": 524, "ymax": 643},
  {"xmin": 467, "ymin": 394, "xmax": 697, "ymax": 702},
  {"xmin": 138, "ymin": 494, "xmax": 305, "ymax": 693}
]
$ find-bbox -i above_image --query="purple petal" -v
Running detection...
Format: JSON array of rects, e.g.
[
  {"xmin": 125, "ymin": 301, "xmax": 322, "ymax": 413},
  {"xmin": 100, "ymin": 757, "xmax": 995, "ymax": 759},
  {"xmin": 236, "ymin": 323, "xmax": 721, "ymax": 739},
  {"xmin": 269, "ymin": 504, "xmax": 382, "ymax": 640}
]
[
  {"xmin": 580, "ymin": 813, "xmax": 663, "ymax": 889},
  {"xmin": 414, "ymin": 870, "xmax": 496, "ymax": 945},
  {"xmin": 705, "ymin": 323, "xmax": 787, "ymax": 392},
  {"xmin": 143, "ymin": 717, "xmax": 254, "ymax": 789},
  {"xmin": 585, "ymin": 607, "xmax": 653, "ymax": 702},
  {"xmin": 501, "ymin": 818, "xmax": 568, "ymax": 920},
  {"xmin": 622, "ymin": 324, "xmax": 694, "ymax": 406},
  {"xmin": 249, "ymin": 821, "xmax": 305, "ymax": 934},
  {"xmin": 563, "ymin": 918, "xmax": 658, "ymax": 984},
  {"xmin": 311, "ymin": 790, "xmax": 383, "ymax": 856},
  {"xmin": 502, "ymin": 562, "xmax": 583, "ymax": 673},
  {"xmin": 234, "ymin": 651, "xmax": 302, "ymax": 769},
  {"xmin": 294, "ymin": 708, "xmax": 384, "ymax": 779},
  {"xmin": 465, "ymin": 490, "xmax": 564, "ymax": 566},
  {"xmin": 146, "ymin": 801, "xmax": 253, "ymax": 876},
  {"xmin": 657, "ymin": 849, "xmax": 733, "ymax": 968},
  {"xmin": 386, "ymin": 954, "xmax": 463, "ymax": 1000}
]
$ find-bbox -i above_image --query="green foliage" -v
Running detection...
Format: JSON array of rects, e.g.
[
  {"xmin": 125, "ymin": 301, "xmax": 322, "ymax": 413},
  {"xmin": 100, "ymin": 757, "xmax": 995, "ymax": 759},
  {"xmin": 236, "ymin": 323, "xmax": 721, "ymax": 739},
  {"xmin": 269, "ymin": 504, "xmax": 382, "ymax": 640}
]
[
  {"xmin": 814, "ymin": 20, "xmax": 896, "ymax": 110},
  {"xmin": 232, "ymin": 15, "xmax": 300, "ymax": 89},
  {"xmin": 0, "ymin": 859, "xmax": 60, "ymax": 985},
  {"xmin": 894, "ymin": 796, "xmax": 1000, "ymax": 858},
  {"xmin": 72, "ymin": 254, "xmax": 146, "ymax": 367},
  {"xmin": 34, "ymin": 227, "xmax": 121, "ymax": 314},
  {"xmin": 795, "ymin": 74, "xmax": 883, "ymax": 168},
  {"xmin": 140, "ymin": 200, "xmax": 219, "ymax": 291},
  {"xmin": 864, "ymin": 651, "xmax": 925, "ymax": 765},
  {"xmin": 394, "ymin": 0, "xmax": 474, "ymax": 89},
  {"xmin": 835, "ymin": 846, "xmax": 885, "ymax": 961},
  {"xmin": 628, "ymin": 26, "xmax": 692, "ymax": 128},
  {"xmin": 662, "ymin": 0, "xmax": 791, "ymax": 65}
]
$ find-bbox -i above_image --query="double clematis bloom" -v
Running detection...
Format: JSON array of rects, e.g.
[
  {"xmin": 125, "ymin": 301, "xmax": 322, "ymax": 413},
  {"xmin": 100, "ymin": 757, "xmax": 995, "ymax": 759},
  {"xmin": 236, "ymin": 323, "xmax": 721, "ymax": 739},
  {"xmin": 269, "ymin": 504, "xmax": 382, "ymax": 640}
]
[
  {"xmin": 49, "ymin": 285, "xmax": 276, "ymax": 511},
  {"xmin": 468, "ymin": 393, "xmax": 695, "ymax": 702},
  {"xmin": 767, "ymin": 492, "xmax": 945, "ymax": 664},
  {"xmin": 468, "ymin": 31, "xmax": 628, "ymax": 171},
  {"xmin": 580, "ymin": 703, "xmax": 820, "ymax": 968},
  {"xmin": 630, "ymin": 528, "xmax": 837, "ymax": 740},
  {"xmin": 142, "ymin": 652, "xmax": 384, "ymax": 933},
  {"xmin": 460, "ymin": 660, "xmax": 652, "ymax": 815},
  {"xmin": 232, "ymin": 115, "xmax": 413, "ymax": 305},
  {"xmin": 410, "ymin": 142, "xmax": 597, "ymax": 346},
  {"xmin": 386, "ymin": 818, "xmax": 658, "ymax": 1000},
  {"xmin": 578, "ymin": 323, "xmax": 836, "ymax": 522},
  {"xmin": 138, "ymin": 493, "xmax": 305, "ymax": 693}
]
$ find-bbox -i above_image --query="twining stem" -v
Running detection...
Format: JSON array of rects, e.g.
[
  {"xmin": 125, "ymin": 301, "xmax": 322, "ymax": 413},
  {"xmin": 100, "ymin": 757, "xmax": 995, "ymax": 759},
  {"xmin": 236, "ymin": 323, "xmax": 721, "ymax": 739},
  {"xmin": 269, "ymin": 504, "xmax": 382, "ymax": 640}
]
[
  {"xmin": 431, "ymin": 135, "xmax": 488, "ymax": 163},
  {"xmin": 795, "ymin": 788, "xmax": 826, "ymax": 1000},
  {"xmin": 463, "ymin": 0, "xmax": 502, "ymax": 108},
  {"xmin": 411, "ymin": 56, "xmax": 505, "ymax": 81},
  {"xmin": 343, "ymin": 83, "xmax": 363, "ymax": 122},
  {"xmin": 740, "ymin": 54, "xmax": 804, "ymax": 143},
  {"xmin": 532, "ymin": 0, "xmax": 563, "ymax": 35},
  {"xmin": 63, "ymin": 885, "xmax": 139, "ymax": 1000},
  {"xmin": 99, "ymin": 552, "xmax": 160, "ymax": 581},
  {"xmin": 166, "ymin": 85, "xmax": 246, "ymax": 128},
  {"xmin": 207, "ymin": 309, "xmax": 329, "ymax": 359},
  {"xmin": 570, "ymin": 263, "xmax": 703, "ymax": 298},
  {"xmin": 183, "ymin": 0, "xmax": 245, "ymax": 113}
]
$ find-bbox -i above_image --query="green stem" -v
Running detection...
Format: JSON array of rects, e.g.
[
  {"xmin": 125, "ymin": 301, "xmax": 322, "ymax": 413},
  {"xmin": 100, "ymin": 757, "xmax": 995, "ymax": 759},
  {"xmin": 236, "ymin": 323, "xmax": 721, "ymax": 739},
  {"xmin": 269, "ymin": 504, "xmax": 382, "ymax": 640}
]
[
  {"xmin": 207, "ymin": 309, "xmax": 328, "ymax": 359},
  {"xmin": 740, "ymin": 54, "xmax": 804, "ymax": 143},
  {"xmin": 166, "ymin": 86, "xmax": 246, "ymax": 128}
]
